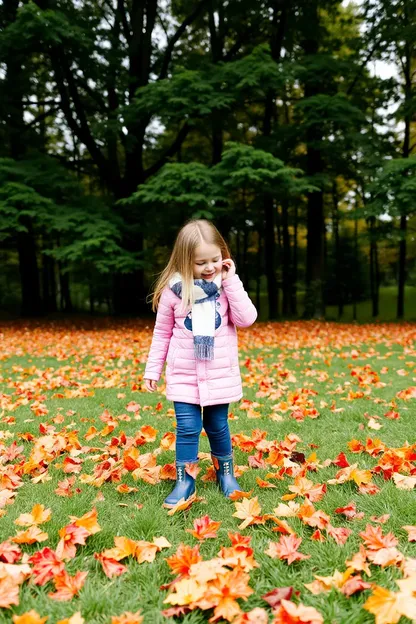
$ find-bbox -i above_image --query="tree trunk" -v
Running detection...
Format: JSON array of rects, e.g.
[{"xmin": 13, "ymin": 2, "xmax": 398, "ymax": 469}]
[
  {"xmin": 59, "ymin": 265, "xmax": 73, "ymax": 313},
  {"xmin": 332, "ymin": 184, "xmax": 343, "ymax": 319},
  {"xmin": 368, "ymin": 217, "xmax": 379, "ymax": 317},
  {"xmin": 42, "ymin": 246, "xmax": 57, "ymax": 314},
  {"xmin": 17, "ymin": 223, "xmax": 43, "ymax": 317},
  {"xmin": 397, "ymin": 214, "xmax": 407, "ymax": 319},
  {"xmin": 302, "ymin": 1, "xmax": 325, "ymax": 319},
  {"xmin": 256, "ymin": 231, "xmax": 262, "ymax": 315},
  {"xmin": 281, "ymin": 200, "xmax": 291, "ymax": 316},
  {"xmin": 353, "ymin": 215, "xmax": 358, "ymax": 321},
  {"xmin": 264, "ymin": 196, "xmax": 279, "ymax": 319},
  {"xmin": 290, "ymin": 203, "xmax": 298, "ymax": 316}
]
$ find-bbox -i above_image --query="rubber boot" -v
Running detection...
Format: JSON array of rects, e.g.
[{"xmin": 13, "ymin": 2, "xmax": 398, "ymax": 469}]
[
  {"xmin": 212, "ymin": 454, "xmax": 241, "ymax": 498},
  {"xmin": 163, "ymin": 462, "xmax": 196, "ymax": 508}
]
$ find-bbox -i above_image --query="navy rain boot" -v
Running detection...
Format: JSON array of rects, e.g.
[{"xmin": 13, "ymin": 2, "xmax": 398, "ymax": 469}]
[
  {"xmin": 212, "ymin": 454, "xmax": 242, "ymax": 498},
  {"xmin": 163, "ymin": 462, "xmax": 196, "ymax": 508}
]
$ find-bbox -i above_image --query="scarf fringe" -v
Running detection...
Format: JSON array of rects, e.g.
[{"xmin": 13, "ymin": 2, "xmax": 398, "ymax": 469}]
[{"xmin": 194, "ymin": 336, "xmax": 214, "ymax": 361}]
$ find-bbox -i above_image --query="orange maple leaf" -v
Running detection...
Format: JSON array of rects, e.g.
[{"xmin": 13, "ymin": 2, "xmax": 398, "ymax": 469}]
[
  {"xmin": 48, "ymin": 570, "xmax": 88, "ymax": 601},
  {"xmin": 94, "ymin": 553, "xmax": 128, "ymax": 578},
  {"xmin": 11, "ymin": 526, "xmax": 48, "ymax": 545},
  {"xmin": 272, "ymin": 599, "xmax": 323, "ymax": 624},
  {"xmin": 265, "ymin": 534, "xmax": 310, "ymax": 565},
  {"xmin": 232, "ymin": 497, "xmax": 264, "ymax": 530},
  {"xmin": 186, "ymin": 516, "xmax": 221, "ymax": 540},
  {"xmin": 403, "ymin": 526, "xmax": 416, "ymax": 542},
  {"xmin": 68, "ymin": 508, "xmax": 101, "ymax": 535},
  {"xmin": 359, "ymin": 524, "xmax": 398, "ymax": 551},
  {"xmin": 56, "ymin": 525, "xmax": 90, "ymax": 560},
  {"xmin": 165, "ymin": 543, "xmax": 202, "ymax": 577},
  {"xmin": 14, "ymin": 504, "xmax": 52, "ymax": 527},
  {"xmin": 28, "ymin": 547, "xmax": 65, "ymax": 585},
  {"xmin": 12, "ymin": 610, "xmax": 48, "ymax": 624}
]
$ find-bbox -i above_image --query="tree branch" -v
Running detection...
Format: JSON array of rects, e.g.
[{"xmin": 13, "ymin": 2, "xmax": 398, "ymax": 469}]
[
  {"xmin": 26, "ymin": 106, "xmax": 60, "ymax": 127},
  {"xmin": 143, "ymin": 122, "xmax": 190, "ymax": 179},
  {"xmin": 158, "ymin": 0, "xmax": 210, "ymax": 80}
]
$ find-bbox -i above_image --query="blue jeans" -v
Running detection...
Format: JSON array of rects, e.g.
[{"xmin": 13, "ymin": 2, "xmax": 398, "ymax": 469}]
[{"xmin": 173, "ymin": 402, "xmax": 232, "ymax": 463}]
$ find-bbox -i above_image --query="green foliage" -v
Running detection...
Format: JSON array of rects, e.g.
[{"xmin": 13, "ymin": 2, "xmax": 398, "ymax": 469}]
[{"xmin": 368, "ymin": 158, "xmax": 416, "ymax": 219}]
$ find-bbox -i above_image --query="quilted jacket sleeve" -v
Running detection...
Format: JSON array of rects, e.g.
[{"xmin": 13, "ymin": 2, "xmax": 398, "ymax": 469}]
[
  {"xmin": 222, "ymin": 274, "xmax": 257, "ymax": 328},
  {"xmin": 144, "ymin": 288, "xmax": 175, "ymax": 381}
]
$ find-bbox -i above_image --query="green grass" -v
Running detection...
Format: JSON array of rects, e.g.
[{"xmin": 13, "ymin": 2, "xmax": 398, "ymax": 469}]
[
  {"xmin": 252, "ymin": 285, "xmax": 416, "ymax": 322},
  {"xmin": 0, "ymin": 321, "xmax": 415, "ymax": 623}
]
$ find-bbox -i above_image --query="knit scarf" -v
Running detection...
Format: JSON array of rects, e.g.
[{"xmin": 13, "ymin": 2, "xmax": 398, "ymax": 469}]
[{"xmin": 169, "ymin": 272, "xmax": 222, "ymax": 360}]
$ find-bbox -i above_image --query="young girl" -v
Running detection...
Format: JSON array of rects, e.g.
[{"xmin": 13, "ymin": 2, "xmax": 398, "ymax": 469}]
[{"xmin": 144, "ymin": 219, "xmax": 257, "ymax": 508}]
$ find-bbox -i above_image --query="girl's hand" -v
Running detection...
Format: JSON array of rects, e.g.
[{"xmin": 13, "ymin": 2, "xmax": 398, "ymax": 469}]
[
  {"xmin": 144, "ymin": 378, "xmax": 157, "ymax": 392},
  {"xmin": 222, "ymin": 259, "xmax": 236, "ymax": 280}
]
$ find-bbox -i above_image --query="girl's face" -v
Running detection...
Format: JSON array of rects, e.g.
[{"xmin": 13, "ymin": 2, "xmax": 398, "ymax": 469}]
[{"xmin": 193, "ymin": 242, "xmax": 223, "ymax": 281}]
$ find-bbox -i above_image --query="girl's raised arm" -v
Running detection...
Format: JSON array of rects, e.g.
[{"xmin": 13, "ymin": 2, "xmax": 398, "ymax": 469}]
[
  {"xmin": 144, "ymin": 288, "xmax": 175, "ymax": 382},
  {"xmin": 223, "ymin": 274, "xmax": 257, "ymax": 328}
]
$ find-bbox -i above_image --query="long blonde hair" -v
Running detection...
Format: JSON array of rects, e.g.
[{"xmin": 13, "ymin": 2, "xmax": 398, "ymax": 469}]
[{"xmin": 150, "ymin": 219, "xmax": 231, "ymax": 311}]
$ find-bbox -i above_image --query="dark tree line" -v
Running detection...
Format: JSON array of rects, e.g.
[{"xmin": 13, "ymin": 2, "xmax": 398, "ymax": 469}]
[{"xmin": 0, "ymin": 0, "xmax": 415, "ymax": 319}]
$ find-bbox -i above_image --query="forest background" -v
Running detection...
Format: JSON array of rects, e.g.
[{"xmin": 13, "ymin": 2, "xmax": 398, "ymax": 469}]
[{"xmin": 1, "ymin": 0, "xmax": 415, "ymax": 322}]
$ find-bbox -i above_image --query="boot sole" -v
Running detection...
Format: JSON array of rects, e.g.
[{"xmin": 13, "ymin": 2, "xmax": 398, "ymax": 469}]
[{"xmin": 162, "ymin": 492, "xmax": 197, "ymax": 509}]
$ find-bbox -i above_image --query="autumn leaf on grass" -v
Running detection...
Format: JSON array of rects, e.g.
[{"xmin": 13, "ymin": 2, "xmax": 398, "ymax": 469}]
[
  {"xmin": 334, "ymin": 501, "xmax": 365, "ymax": 520},
  {"xmin": 228, "ymin": 490, "xmax": 253, "ymax": 501},
  {"xmin": 94, "ymin": 552, "xmax": 127, "ymax": 578},
  {"xmin": 48, "ymin": 570, "xmax": 88, "ymax": 601},
  {"xmin": 55, "ymin": 476, "xmax": 81, "ymax": 497},
  {"xmin": 233, "ymin": 607, "xmax": 269, "ymax": 624},
  {"xmin": 186, "ymin": 516, "xmax": 221, "ymax": 540},
  {"xmin": 28, "ymin": 547, "xmax": 65, "ymax": 585},
  {"xmin": 163, "ymin": 577, "xmax": 207, "ymax": 607},
  {"xmin": 101, "ymin": 536, "xmax": 138, "ymax": 561},
  {"xmin": 63, "ymin": 457, "xmax": 83, "ymax": 473},
  {"xmin": 359, "ymin": 524, "xmax": 398, "ymax": 551},
  {"xmin": 160, "ymin": 432, "xmax": 176, "ymax": 451},
  {"xmin": 0, "ymin": 576, "xmax": 20, "ymax": 609},
  {"xmin": 305, "ymin": 568, "xmax": 370, "ymax": 596},
  {"xmin": 262, "ymin": 586, "xmax": 295, "ymax": 608},
  {"xmin": 288, "ymin": 477, "xmax": 326, "ymax": 502},
  {"xmin": 68, "ymin": 508, "xmax": 101, "ymax": 535},
  {"xmin": 203, "ymin": 568, "xmax": 254, "ymax": 623},
  {"xmin": 403, "ymin": 526, "xmax": 416, "ymax": 542},
  {"xmin": 326, "ymin": 525, "xmax": 352, "ymax": 546},
  {"xmin": 328, "ymin": 463, "xmax": 373, "ymax": 488},
  {"xmin": 0, "ymin": 541, "xmax": 21, "ymax": 564},
  {"xmin": 255, "ymin": 476, "xmax": 277, "ymax": 489},
  {"xmin": 111, "ymin": 611, "xmax": 144, "ymax": 624},
  {"xmin": 14, "ymin": 504, "xmax": 51, "ymax": 527},
  {"xmin": 363, "ymin": 584, "xmax": 416, "ymax": 624},
  {"xmin": 265, "ymin": 534, "xmax": 310, "ymax": 565},
  {"xmin": 165, "ymin": 543, "xmax": 202, "ymax": 577},
  {"xmin": 11, "ymin": 526, "xmax": 48, "ymax": 545},
  {"xmin": 346, "ymin": 545, "xmax": 372, "ymax": 576},
  {"xmin": 116, "ymin": 484, "xmax": 139, "ymax": 494},
  {"xmin": 12, "ymin": 610, "xmax": 48, "ymax": 624},
  {"xmin": 371, "ymin": 515, "xmax": 390, "ymax": 525},
  {"xmin": 56, "ymin": 524, "xmax": 90, "ymax": 560},
  {"xmin": 232, "ymin": 497, "xmax": 264, "ymax": 530},
  {"xmin": 273, "ymin": 501, "xmax": 300, "ymax": 518},
  {"xmin": 263, "ymin": 515, "xmax": 295, "ymax": 535},
  {"xmin": 167, "ymin": 496, "xmax": 197, "ymax": 516},
  {"xmin": 272, "ymin": 599, "xmax": 323, "ymax": 624},
  {"xmin": 392, "ymin": 473, "xmax": 416, "ymax": 490}
]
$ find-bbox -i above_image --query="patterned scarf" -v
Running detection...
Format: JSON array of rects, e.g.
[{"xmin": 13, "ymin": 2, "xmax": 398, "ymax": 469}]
[{"xmin": 169, "ymin": 272, "xmax": 222, "ymax": 360}]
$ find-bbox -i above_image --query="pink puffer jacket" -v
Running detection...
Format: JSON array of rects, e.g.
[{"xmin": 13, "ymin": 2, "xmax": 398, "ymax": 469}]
[{"xmin": 144, "ymin": 274, "xmax": 257, "ymax": 406}]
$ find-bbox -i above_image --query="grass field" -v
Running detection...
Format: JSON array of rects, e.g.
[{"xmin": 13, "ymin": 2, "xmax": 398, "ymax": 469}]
[
  {"xmin": 0, "ymin": 319, "xmax": 415, "ymax": 624},
  {"xmin": 253, "ymin": 286, "xmax": 416, "ymax": 322}
]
